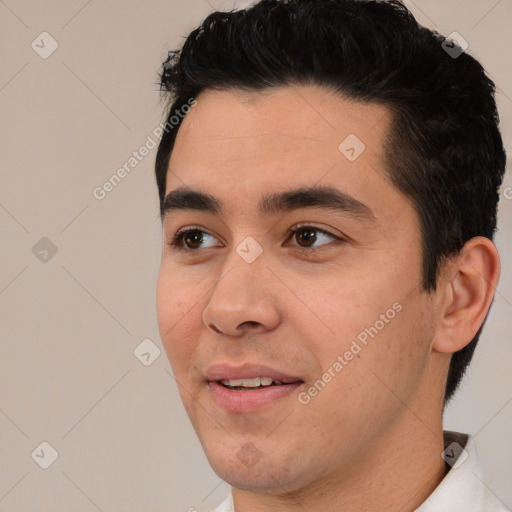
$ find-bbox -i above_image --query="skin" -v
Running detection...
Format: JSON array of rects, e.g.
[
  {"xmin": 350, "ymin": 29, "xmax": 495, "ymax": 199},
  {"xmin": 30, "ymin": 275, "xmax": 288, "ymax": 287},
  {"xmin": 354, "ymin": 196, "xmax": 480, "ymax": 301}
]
[{"xmin": 156, "ymin": 85, "xmax": 500, "ymax": 511}]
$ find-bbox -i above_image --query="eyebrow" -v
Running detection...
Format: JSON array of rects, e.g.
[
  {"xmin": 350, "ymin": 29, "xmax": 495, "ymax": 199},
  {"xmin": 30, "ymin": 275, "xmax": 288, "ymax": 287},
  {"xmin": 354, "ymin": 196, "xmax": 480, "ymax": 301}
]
[{"xmin": 161, "ymin": 185, "xmax": 376, "ymax": 222}]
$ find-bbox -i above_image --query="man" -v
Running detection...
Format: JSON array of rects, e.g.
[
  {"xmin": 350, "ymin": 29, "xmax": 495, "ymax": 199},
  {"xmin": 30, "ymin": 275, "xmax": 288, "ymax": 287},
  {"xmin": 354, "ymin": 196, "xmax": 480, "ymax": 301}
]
[{"xmin": 154, "ymin": 0, "xmax": 508, "ymax": 510}]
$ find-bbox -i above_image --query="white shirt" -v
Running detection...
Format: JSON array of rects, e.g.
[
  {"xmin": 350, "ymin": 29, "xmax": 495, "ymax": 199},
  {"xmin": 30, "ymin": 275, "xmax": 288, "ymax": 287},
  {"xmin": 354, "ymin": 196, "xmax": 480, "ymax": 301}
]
[{"xmin": 211, "ymin": 431, "xmax": 510, "ymax": 511}]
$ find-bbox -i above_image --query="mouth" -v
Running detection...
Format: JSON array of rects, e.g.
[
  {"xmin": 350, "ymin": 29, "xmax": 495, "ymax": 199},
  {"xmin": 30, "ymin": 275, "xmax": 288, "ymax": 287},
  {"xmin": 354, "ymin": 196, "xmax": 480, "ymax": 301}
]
[
  {"xmin": 205, "ymin": 364, "xmax": 304, "ymax": 412},
  {"xmin": 218, "ymin": 377, "xmax": 291, "ymax": 391}
]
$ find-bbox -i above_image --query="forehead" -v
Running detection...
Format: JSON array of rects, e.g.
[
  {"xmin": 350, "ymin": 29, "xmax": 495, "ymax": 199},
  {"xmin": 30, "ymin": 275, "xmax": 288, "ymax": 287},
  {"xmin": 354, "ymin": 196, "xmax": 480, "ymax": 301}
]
[
  {"xmin": 171, "ymin": 86, "xmax": 390, "ymax": 163},
  {"xmin": 166, "ymin": 86, "xmax": 403, "ymax": 224}
]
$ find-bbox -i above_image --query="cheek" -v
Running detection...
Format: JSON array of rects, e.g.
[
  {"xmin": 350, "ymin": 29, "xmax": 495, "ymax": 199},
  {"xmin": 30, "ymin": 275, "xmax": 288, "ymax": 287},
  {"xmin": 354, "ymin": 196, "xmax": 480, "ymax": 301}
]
[
  {"xmin": 156, "ymin": 267, "xmax": 203, "ymax": 373},
  {"xmin": 310, "ymin": 278, "xmax": 395, "ymax": 349},
  {"xmin": 306, "ymin": 269, "xmax": 431, "ymax": 390},
  {"xmin": 320, "ymin": 290, "xmax": 433, "ymax": 407}
]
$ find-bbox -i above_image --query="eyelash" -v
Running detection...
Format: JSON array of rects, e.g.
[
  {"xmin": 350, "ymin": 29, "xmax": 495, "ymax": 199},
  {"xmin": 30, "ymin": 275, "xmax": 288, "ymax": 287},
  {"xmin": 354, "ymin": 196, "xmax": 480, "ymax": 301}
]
[{"xmin": 167, "ymin": 224, "xmax": 343, "ymax": 256}]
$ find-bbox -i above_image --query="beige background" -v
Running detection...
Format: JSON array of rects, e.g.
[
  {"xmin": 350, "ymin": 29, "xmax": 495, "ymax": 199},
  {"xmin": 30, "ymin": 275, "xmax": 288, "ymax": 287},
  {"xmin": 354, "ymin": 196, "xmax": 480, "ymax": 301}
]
[{"xmin": 0, "ymin": 0, "xmax": 511, "ymax": 510}]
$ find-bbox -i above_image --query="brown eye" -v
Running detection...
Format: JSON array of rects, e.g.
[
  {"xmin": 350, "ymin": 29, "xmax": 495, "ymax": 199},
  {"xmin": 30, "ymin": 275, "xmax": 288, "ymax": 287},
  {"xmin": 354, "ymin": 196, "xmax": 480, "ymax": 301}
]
[
  {"xmin": 295, "ymin": 228, "xmax": 318, "ymax": 247},
  {"xmin": 289, "ymin": 225, "xmax": 342, "ymax": 254},
  {"xmin": 169, "ymin": 228, "xmax": 219, "ymax": 251},
  {"xmin": 182, "ymin": 230, "xmax": 204, "ymax": 249}
]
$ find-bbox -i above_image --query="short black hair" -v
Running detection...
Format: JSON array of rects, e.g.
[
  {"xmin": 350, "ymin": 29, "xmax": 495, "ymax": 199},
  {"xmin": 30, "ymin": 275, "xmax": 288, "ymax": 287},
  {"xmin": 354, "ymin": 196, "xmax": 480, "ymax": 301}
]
[{"xmin": 155, "ymin": 0, "xmax": 506, "ymax": 403}]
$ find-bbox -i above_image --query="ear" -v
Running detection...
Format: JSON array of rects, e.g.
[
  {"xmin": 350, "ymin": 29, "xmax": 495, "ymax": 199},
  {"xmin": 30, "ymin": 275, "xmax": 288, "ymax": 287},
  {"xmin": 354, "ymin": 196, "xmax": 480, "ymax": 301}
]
[{"xmin": 432, "ymin": 236, "xmax": 501, "ymax": 354}]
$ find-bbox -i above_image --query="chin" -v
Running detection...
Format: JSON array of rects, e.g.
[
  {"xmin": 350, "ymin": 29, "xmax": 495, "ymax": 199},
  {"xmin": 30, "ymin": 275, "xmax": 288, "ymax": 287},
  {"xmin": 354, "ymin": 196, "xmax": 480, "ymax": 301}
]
[
  {"xmin": 220, "ymin": 471, "xmax": 280, "ymax": 492},
  {"xmin": 203, "ymin": 441, "xmax": 312, "ymax": 495}
]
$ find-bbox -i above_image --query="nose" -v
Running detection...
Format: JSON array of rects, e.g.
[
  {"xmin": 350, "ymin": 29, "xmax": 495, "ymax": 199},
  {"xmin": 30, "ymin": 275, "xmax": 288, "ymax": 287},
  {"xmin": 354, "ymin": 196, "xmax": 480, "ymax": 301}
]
[{"xmin": 202, "ymin": 246, "xmax": 282, "ymax": 337}]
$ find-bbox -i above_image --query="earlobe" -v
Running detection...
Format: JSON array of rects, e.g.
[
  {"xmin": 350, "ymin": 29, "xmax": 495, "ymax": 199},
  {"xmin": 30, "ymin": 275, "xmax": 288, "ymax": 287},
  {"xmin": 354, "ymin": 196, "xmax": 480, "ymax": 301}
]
[{"xmin": 432, "ymin": 237, "xmax": 501, "ymax": 354}]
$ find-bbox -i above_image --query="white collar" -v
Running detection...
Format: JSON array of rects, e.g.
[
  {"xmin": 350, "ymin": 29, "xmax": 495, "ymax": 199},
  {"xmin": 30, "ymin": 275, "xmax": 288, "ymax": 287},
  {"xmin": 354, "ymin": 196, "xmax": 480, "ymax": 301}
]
[
  {"xmin": 415, "ymin": 430, "xmax": 508, "ymax": 511},
  {"xmin": 212, "ymin": 431, "xmax": 508, "ymax": 512}
]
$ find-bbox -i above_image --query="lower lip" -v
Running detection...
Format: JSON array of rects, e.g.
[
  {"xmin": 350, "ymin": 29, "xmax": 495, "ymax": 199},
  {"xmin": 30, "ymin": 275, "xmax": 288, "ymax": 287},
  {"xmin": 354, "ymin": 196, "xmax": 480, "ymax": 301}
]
[{"xmin": 208, "ymin": 381, "xmax": 303, "ymax": 413}]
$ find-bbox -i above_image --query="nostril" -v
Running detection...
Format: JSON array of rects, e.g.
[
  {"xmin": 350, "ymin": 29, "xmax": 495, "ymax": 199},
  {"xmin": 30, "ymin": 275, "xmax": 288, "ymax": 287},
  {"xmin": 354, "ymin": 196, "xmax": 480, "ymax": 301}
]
[
  {"xmin": 209, "ymin": 323, "xmax": 223, "ymax": 334},
  {"xmin": 241, "ymin": 321, "xmax": 260, "ymax": 328}
]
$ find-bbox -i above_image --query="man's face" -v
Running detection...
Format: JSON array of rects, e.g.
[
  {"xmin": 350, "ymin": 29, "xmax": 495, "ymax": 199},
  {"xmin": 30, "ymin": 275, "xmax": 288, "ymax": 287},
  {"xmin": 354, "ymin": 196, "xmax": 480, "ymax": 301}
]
[{"xmin": 157, "ymin": 86, "xmax": 440, "ymax": 492}]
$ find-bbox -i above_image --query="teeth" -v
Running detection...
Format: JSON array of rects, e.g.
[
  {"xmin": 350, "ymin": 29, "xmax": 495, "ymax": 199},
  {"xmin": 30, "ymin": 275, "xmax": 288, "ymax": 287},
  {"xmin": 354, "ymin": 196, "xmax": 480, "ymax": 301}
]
[
  {"xmin": 242, "ymin": 377, "xmax": 261, "ymax": 387},
  {"xmin": 221, "ymin": 378, "xmax": 243, "ymax": 386},
  {"xmin": 219, "ymin": 377, "xmax": 283, "ymax": 388}
]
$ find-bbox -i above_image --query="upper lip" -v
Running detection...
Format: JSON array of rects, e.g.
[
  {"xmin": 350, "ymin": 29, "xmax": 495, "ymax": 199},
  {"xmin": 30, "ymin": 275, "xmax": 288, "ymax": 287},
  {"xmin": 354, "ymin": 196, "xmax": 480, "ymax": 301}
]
[{"xmin": 205, "ymin": 363, "xmax": 303, "ymax": 384}]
